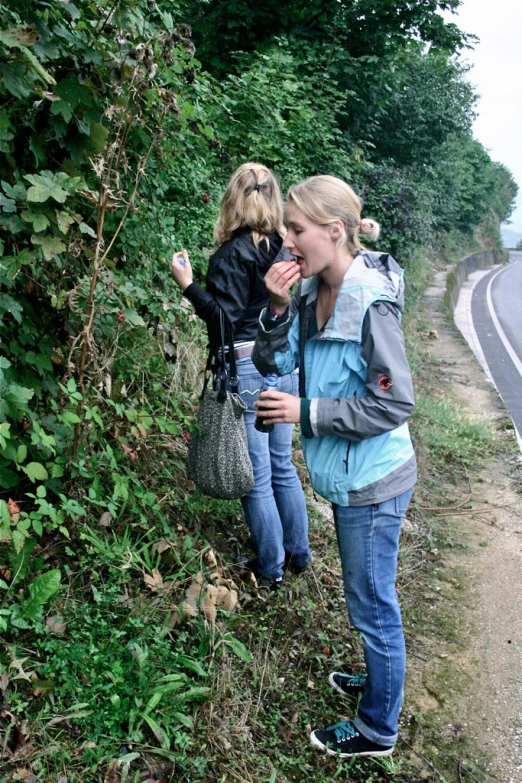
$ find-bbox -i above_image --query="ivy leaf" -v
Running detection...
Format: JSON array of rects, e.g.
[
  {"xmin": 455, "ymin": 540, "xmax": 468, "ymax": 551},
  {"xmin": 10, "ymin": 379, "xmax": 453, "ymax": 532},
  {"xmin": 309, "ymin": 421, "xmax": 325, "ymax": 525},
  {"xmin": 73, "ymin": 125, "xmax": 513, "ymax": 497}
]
[
  {"xmin": 22, "ymin": 210, "xmax": 51, "ymax": 232},
  {"xmin": 22, "ymin": 569, "xmax": 61, "ymax": 620},
  {"xmin": 56, "ymin": 210, "xmax": 75, "ymax": 235},
  {"xmin": 31, "ymin": 234, "xmax": 66, "ymax": 260},
  {"xmin": 23, "ymin": 462, "xmax": 49, "ymax": 482}
]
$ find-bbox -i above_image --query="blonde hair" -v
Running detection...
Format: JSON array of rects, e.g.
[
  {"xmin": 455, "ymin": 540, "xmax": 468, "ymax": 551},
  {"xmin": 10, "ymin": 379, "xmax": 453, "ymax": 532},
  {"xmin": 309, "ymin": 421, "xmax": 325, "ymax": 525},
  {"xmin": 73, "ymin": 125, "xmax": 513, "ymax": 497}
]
[
  {"xmin": 287, "ymin": 175, "xmax": 380, "ymax": 254},
  {"xmin": 213, "ymin": 162, "xmax": 284, "ymax": 248}
]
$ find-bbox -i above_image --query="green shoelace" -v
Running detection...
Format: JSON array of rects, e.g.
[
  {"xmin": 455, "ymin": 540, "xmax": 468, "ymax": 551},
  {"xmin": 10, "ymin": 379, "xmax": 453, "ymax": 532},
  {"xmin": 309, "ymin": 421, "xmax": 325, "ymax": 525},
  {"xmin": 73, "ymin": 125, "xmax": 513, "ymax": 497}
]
[{"xmin": 330, "ymin": 720, "xmax": 358, "ymax": 743}]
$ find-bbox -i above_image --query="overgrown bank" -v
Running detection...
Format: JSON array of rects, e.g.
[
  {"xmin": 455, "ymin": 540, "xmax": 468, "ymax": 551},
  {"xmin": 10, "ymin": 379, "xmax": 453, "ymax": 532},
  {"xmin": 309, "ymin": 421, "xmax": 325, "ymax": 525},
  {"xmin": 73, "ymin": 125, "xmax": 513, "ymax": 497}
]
[{"xmin": 0, "ymin": 1, "xmax": 520, "ymax": 781}]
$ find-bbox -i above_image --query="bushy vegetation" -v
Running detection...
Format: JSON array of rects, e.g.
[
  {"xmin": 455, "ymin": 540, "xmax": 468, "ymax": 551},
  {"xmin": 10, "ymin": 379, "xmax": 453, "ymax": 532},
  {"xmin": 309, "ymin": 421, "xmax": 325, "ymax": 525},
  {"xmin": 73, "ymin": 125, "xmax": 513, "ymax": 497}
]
[{"xmin": 0, "ymin": 0, "xmax": 518, "ymax": 779}]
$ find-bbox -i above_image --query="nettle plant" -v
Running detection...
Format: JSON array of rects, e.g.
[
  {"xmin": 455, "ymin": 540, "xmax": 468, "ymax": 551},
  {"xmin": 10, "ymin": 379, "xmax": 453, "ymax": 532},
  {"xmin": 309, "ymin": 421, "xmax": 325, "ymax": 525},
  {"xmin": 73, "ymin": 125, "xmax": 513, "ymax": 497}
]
[{"xmin": 0, "ymin": 0, "xmax": 204, "ymax": 630}]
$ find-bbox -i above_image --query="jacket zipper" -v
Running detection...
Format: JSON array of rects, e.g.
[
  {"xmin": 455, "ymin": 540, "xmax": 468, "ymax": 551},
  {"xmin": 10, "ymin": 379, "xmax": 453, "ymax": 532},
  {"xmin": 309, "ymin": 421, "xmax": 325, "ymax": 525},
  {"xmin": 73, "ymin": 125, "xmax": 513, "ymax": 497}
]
[{"xmin": 344, "ymin": 441, "xmax": 351, "ymax": 473}]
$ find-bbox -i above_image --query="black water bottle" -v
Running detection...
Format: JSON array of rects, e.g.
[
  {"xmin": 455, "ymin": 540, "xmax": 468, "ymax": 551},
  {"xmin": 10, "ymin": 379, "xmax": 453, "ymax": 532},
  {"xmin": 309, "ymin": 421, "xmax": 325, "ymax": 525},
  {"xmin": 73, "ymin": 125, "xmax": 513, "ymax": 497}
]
[{"xmin": 255, "ymin": 373, "xmax": 278, "ymax": 433}]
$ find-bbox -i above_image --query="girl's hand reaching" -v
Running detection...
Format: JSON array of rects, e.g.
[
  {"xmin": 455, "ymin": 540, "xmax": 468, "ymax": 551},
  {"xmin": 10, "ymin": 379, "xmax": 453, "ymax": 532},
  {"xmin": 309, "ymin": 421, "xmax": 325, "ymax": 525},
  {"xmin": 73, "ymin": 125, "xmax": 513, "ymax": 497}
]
[
  {"xmin": 264, "ymin": 259, "xmax": 301, "ymax": 313},
  {"xmin": 170, "ymin": 250, "xmax": 193, "ymax": 291}
]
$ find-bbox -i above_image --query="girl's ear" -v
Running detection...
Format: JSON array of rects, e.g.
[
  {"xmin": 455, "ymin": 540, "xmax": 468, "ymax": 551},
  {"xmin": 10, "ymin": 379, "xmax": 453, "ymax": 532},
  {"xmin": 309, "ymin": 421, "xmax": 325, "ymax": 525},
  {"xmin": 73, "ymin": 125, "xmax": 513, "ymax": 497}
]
[{"xmin": 330, "ymin": 220, "xmax": 344, "ymax": 239}]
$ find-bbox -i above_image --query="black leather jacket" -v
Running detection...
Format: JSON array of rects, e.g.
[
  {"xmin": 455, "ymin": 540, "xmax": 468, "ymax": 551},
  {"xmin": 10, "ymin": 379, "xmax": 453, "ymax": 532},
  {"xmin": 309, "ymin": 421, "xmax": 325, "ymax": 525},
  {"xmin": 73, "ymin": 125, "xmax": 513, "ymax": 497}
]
[{"xmin": 183, "ymin": 228, "xmax": 287, "ymax": 346}]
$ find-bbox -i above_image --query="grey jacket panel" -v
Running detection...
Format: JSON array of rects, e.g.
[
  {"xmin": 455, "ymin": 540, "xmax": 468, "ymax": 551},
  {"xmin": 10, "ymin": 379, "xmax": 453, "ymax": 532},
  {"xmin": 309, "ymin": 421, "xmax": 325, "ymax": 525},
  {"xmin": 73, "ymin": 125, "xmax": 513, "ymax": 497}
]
[
  {"xmin": 251, "ymin": 287, "xmax": 301, "ymax": 377},
  {"xmin": 312, "ymin": 300, "xmax": 415, "ymax": 440},
  {"xmin": 347, "ymin": 455, "xmax": 417, "ymax": 506}
]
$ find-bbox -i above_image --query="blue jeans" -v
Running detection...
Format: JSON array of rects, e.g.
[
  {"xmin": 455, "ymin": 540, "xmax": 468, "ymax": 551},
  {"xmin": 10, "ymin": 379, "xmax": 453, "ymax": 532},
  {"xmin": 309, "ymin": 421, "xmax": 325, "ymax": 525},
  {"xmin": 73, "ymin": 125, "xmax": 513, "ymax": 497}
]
[
  {"xmin": 333, "ymin": 488, "xmax": 413, "ymax": 746},
  {"xmin": 236, "ymin": 357, "xmax": 310, "ymax": 580}
]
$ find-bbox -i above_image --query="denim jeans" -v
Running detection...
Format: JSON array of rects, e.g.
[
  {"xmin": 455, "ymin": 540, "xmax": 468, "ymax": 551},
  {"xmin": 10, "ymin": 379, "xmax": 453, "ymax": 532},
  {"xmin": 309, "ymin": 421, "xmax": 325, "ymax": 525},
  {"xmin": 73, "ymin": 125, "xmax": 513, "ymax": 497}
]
[
  {"xmin": 333, "ymin": 488, "xmax": 413, "ymax": 746},
  {"xmin": 236, "ymin": 357, "xmax": 310, "ymax": 580}
]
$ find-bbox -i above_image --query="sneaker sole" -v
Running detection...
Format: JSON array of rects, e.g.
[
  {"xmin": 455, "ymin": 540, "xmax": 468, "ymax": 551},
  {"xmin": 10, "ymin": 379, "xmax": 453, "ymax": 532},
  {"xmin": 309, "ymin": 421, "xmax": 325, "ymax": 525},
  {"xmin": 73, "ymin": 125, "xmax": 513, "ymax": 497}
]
[
  {"xmin": 328, "ymin": 671, "xmax": 365, "ymax": 698},
  {"xmin": 309, "ymin": 730, "xmax": 394, "ymax": 758}
]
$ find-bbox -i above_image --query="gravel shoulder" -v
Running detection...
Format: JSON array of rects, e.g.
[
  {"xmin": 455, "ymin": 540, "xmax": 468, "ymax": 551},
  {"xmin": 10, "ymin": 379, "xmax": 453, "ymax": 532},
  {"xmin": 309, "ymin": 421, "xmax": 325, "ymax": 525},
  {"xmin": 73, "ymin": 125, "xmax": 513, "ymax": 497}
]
[{"xmin": 412, "ymin": 269, "xmax": 522, "ymax": 782}]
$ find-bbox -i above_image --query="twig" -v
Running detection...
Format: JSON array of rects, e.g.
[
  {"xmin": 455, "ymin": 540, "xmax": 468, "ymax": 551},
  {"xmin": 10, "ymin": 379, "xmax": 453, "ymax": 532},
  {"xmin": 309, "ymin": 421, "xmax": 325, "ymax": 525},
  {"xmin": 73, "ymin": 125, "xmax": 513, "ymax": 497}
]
[{"xmin": 401, "ymin": 738, "xmax": 447, "ymax": 780}]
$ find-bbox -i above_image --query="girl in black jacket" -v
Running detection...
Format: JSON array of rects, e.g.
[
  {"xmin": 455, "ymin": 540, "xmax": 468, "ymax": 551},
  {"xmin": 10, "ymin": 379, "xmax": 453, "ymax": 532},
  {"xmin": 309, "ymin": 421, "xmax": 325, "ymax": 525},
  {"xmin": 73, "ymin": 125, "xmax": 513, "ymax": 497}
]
[{"xmin": 170, "ymin": 162, "xmax": 310, "ymax": 596}]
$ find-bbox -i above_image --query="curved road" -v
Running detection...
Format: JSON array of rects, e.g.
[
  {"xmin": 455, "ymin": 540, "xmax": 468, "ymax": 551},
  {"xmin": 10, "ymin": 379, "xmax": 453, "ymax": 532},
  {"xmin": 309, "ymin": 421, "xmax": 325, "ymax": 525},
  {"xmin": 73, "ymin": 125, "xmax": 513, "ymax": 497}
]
[{"xmin": 467, "ymin": 251, "xmax": 522, "ymax": 446}]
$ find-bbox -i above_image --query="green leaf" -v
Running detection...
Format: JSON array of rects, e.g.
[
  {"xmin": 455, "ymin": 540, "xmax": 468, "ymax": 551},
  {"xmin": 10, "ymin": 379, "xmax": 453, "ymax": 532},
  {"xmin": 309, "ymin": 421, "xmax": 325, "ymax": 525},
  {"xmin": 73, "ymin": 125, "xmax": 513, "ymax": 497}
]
[
  {"xmin": 23, "ymin": 462, "xmax": 49, "ymax": 482},
  {"xmin": 79, "ymin": 221, "xmax": 96, "ymax": 238},
  {"xmin": 21, "ymin": 210, "xmax": 51, "ymax": 232},
  {"xmin": 140, "ymin": 713, "xmax": 170, "ymax": 750},
  {"xmin": 0, "ymin": 499, "xmax": 10, "ymax": 525},
  {"xmin": 12, "ymin": 529, "xmax": 26, "ymax": 554},
  {"xmin": 123, "ymin": 308, "xmax": 146, "ymax": 326},
  {"xmin": 0, "ymin": 466, "xmax": 18, "ymax": 489},
  {"xmin": 222, "ymin": 635, "xmax": 253, "ymax": 663},
  {"xmin": 22, "ymin": 569, "xmax": 61, "ymax": 620},
  {"xmin": 0, "ymin": 294, "xmax": 23, "ymax": 323},
  {"xmin": 24, "ymin": 171, "xmax": 71, "ymax": 204},
  {"xmin": 175, "ymin": 655, "xmax": 207, "ymax": 678},
  {"xmin": 62, "ymin": 411, "xmax": 81, "ymax": 424},
  {"xmin": 0, "ymin": 248, "xmax": 34, "ymax": 279},
  {"xmin": 172, "ymin": 711, "xmax": 194, "ymax": 729},
  {"xmin": 20, "ymin": 46, "xmax": 56, "ymax": 86},
  {"xmin": 56, "ymin": 210, "xmax": 75, "ymax": 235},
  {"xmin": 0, "ymin": 26, "xmax": 40, "ymax": 47},
  {"xmin": 31, "ymin": 234, "xmax": 66, "ymax": 260},
  {"xmin": 2, "ymin": 180, "xmax": 26, "ymax": 200},
  {"xmin": 0, "ymin": 193, "xmax": 16, "ymax": 213},
  {"xmin": 16, "ymin": 445, "xmax": 27, "ymax": 464},
  {"xmin": 29, "ymin": 137, "xmax": 46, "ymax": 165},
  {"xmin": 32, "ymin": 518, "xmax": 43, "ymax": 536},
  {"xmin": 119, "ymin": 752, "xmax": 141, "ymax": 763}
]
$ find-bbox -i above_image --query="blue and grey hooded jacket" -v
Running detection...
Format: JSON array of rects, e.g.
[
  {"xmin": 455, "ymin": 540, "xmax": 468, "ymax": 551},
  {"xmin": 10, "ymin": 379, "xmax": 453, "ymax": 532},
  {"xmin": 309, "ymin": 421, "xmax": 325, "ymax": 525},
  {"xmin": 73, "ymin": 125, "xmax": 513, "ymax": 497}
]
[{"xmin": 252, "ymin": 251, "xmax": 417, "ymax": 506}]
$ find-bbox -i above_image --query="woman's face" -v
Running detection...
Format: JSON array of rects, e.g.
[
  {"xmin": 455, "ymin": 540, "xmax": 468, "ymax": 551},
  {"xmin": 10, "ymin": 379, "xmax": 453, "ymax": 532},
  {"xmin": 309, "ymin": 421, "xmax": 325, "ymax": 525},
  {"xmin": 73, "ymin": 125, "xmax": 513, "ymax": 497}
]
[{"xmin": 283, "ymin": 201, "xmax": 338, "ymax": 279}]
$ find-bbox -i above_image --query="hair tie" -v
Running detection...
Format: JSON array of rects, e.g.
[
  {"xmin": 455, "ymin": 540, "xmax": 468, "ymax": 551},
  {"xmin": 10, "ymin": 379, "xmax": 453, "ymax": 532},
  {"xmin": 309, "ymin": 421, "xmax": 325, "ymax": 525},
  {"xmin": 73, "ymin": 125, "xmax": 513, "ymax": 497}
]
[
  {"xmin": 359, "ymin": 220, "xmax": 364, "ymax": 232},
  {"xmin": 252, "ymin": 183, "xmax": 261, "ymax": 192}
]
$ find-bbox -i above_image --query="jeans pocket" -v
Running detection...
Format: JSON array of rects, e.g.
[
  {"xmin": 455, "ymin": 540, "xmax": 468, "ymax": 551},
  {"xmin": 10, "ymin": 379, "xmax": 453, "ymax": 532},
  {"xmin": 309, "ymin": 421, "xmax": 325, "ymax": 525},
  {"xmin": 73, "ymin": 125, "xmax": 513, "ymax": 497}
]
[{"xmin": 395, "ymin": 489, "xmax": 413, "ymax": 517}]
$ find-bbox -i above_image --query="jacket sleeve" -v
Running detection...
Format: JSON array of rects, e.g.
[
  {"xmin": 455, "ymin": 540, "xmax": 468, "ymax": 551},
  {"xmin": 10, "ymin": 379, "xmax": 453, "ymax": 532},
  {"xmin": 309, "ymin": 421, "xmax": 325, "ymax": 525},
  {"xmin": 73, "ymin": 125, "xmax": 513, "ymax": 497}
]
[
  {"xmin": 252, "ymin": 289, "xmax": 301, "ymax": 376},
  {"xmin": 307, "ymin": 301, "xmax": 415, "ymax": 441},
  {"xmin": 182, "ymin": 249, "xmax": 251, "ymax": 336}
]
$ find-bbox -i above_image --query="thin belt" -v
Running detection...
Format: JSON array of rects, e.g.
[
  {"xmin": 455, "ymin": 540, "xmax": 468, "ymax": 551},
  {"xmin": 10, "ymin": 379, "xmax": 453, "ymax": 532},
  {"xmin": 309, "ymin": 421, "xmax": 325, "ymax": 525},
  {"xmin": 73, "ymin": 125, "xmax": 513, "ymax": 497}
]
[{"xmin": 223, "ymin": 344, "xmax": 253, "ymax": 363}]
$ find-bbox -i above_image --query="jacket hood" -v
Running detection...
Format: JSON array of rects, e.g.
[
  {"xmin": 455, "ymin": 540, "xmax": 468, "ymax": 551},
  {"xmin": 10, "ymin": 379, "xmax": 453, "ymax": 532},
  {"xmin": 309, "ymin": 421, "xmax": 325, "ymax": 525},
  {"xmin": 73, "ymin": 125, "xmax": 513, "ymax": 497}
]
[
  {"xmin": 299, "ymin": 250, "xmax": 405, "ymax": 343},
  {"xmin": 359, "ymin": 251, "xmax": 405, "ymax": 312}
]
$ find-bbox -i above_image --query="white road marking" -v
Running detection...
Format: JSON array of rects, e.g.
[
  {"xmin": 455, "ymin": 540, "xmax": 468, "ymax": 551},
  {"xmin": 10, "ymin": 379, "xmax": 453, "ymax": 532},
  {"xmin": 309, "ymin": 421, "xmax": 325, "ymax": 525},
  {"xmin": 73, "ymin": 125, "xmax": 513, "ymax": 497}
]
[{"xmin": 454, "ymin": 260, "xmax": 522, "ymax": 451}]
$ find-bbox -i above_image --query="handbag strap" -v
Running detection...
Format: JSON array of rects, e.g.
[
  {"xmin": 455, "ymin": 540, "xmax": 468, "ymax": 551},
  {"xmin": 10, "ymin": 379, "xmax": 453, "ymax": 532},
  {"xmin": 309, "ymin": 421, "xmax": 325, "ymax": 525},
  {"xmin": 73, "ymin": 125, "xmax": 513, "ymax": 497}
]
[{"xmin": 203, "ymin": 307, "xmax": 239, "ymax": 401}]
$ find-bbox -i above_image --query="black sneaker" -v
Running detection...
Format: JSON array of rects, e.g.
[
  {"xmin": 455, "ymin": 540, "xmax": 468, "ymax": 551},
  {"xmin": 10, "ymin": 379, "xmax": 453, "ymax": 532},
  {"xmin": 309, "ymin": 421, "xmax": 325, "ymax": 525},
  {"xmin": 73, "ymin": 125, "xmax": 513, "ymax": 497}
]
[
  {"xmin": 235, "ymin": 555, "xmax": 261, "ymax": 577},
  {"xmin": 310, "ymin": 719, "xmax": 394, "ymax": 758},
  {"xmin": 329, "ymin": 671, "xmax": 367, "ymax": 698},
  {"xmin": 256, "ymin": 574, "xmax": 283, "ymax": 600},
  {"xmin": 284, "ymin": 552, "xmax": 310, "ymax": 575}
]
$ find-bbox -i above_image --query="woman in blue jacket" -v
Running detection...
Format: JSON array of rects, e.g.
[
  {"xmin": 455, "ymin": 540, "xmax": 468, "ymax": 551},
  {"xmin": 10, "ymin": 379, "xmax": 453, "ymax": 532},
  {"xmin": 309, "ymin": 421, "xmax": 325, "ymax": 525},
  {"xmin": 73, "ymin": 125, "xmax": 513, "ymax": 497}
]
[
  {"xmin": 253, "ymin": 174, "xmax": 416, "ymax": 758},
  {"xmin": 170, "ymin": 163, "xmax": 310, "ymax": 596}
]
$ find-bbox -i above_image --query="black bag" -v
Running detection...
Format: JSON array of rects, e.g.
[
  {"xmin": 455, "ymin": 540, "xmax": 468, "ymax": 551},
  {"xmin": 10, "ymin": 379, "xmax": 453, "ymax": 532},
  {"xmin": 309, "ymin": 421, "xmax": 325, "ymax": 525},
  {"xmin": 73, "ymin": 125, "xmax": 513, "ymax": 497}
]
[{"xmin": 186, "ymin": 309, "xmax": 254, "ymax": 499}]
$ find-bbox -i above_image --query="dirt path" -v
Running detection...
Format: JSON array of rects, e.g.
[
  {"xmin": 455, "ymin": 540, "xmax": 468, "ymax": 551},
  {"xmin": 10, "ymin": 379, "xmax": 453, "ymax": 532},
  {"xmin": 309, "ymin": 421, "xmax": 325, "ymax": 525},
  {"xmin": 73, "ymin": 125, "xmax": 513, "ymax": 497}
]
[{"xmin": 415, "ymin": 270, "xmax": 522, "ymax": 782}]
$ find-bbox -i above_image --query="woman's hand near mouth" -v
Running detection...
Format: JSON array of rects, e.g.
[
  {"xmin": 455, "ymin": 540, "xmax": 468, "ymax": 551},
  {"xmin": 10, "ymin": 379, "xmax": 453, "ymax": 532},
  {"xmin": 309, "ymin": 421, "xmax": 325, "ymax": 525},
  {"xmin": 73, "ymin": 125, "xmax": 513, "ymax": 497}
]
[{"xmin": 264, "ymin": 259, "xmax": 301, "ymax": 313}]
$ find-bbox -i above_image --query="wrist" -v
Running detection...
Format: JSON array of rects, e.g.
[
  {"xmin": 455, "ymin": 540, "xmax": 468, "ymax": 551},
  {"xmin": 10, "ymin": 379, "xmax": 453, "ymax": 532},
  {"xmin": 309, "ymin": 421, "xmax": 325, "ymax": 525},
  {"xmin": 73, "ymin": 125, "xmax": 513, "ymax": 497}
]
[{"xmin": 269, "ymin": 301, "xmax": 288, "ymax": 317}]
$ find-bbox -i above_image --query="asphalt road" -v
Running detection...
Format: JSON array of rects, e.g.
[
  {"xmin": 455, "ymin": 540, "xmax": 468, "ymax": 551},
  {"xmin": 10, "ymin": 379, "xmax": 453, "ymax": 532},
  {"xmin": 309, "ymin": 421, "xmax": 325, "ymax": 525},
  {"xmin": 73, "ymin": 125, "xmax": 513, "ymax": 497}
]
[{"xmin": 470, "ymin": 251, "xmax": 522, "ymax": 442}]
